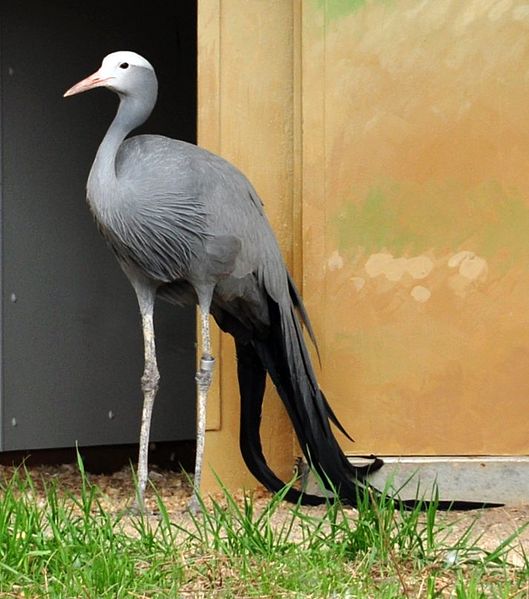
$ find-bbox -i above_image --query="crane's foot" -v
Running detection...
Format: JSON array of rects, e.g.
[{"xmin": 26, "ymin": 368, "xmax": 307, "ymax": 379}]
[
  {"xmin": 187, "ymin": 493, "xmax": 202, "ymax": 515},
  {"xmin": 123, "ymin": 501, "xmax": 145, "ymax": 518},
  {"xmin": 130, "ymin": 490, "xmax": 149, "ymax": 515},
  {"xmin": 120, "ymin": 503, "xmax": 159, "ymax": 520}
]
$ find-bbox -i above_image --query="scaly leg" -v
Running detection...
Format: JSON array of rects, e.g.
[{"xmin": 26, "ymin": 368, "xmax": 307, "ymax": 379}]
[
  {"xmin": 134, "ymin": 291, "xmax": 159, "ymax": 512},
  {"xmin": 188, "ymin": 309, "xmax": 215, "ymax": 513}
]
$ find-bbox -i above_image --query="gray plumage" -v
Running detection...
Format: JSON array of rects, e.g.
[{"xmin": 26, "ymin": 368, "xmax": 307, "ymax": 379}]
[
  {"xmin": 64, "ymin": 51, "xmax": 380, "ymax": 511},
  {"xmin": 95, "ymin": 137, "xmax": 283, "ymax": 300}
]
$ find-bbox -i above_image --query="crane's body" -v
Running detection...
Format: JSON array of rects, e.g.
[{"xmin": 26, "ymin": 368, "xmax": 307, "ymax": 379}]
[
  {"xmin": 90, "ymin": 134, "xmax": 285, "ymax": 307},
  {"xmin": 64, "ymin": 51, "xmax": 381, "ymax": 511}
]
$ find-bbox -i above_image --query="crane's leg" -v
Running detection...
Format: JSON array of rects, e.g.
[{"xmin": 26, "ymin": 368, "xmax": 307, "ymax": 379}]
[
  {"xmin": 188, "ymin": 308, "xmax": 215, "ymax": 513},
  {"xmin": 133, "ymin": 285, "xmax": 159, "ymax": 512}
]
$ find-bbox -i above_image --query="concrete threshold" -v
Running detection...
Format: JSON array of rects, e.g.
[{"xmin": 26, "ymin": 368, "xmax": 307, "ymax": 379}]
[{"xmin": 302, "ymin": 456, "xmax": 529, "ymax": 505}]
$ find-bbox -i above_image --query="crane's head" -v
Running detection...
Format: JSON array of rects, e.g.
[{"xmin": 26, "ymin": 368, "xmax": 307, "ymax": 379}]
[{"xmin": 64, "ymin": 51, "xmax": 157, "ymax": 99}]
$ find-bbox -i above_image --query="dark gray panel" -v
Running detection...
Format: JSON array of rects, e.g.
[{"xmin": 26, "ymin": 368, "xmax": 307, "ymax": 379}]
[{"xmin": 0, "ymin": 1, "xmax": 197, "ymax": 450}]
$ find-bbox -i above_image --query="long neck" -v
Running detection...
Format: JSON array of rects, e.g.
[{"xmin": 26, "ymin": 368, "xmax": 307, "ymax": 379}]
[{"xmin": 91, "ymin": 94, "xmax": 153, "ymax": 184}]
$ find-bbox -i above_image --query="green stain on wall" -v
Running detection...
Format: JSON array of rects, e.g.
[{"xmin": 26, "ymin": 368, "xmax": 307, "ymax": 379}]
[
  {"xmin": 333, "ymin": 180, "xmax": 529, "ymax": 268},
  {"xmin": 479, "ymin": 190, "xmax": 529, "ymax": 262},
  {"xmin": 335, "ymin": 186, "xmax": 421, "ymax": 254},
  {"xmin": 316, "ymin": 0, "xmax": 392, "ymax": 20}
]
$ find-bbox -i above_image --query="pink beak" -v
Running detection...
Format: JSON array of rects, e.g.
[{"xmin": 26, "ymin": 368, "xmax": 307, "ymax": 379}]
[{"xmin": 63, "ymin": 70, "xmax": 112, "ymax": 97}]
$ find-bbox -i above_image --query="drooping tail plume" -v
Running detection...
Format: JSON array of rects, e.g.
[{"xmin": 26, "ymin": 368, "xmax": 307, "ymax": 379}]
[{"xmin": 232, "ymin": 276, "xmax": 382, "ymax": 506}]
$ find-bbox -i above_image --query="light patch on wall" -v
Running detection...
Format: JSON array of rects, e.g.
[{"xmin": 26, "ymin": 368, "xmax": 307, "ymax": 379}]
[
  {"xmin": 411, "ymin": 285, "xmax": 431, "ymax": 302},
  {"xmin": 365, "ymin": 252, "xmax": 434, "ymax": 282},
  {"xmin": 513, "ymin": 4, "xmax": 529, "ymax": 21},
  {"xmin": 449, "ymin": 251, "xmax": 488, "ymax": 281},
  {"xmin": 448, "ymin": 250, "xmax": 474, "ymax": 269},
  {"xmin": 406, "ymin": 256, "xmax": 435, "ymax": 279},
  {"xmin": 448, "ymin": 251, "xmax": 488, "ymax": 296},
  {"xmin": 488, "ymin": 0, "xmax": 512, "ymax": 22},
  {"xmin": 327, "ymin": 250, "xmax": 344, "ymax": 271},
  {"xmin": 351, "ymin": 276, "xmax": 366, "ymax": 291},
  {"xmin": 365, "ymin": 253, "xmax": 407, "ymax": 281}
]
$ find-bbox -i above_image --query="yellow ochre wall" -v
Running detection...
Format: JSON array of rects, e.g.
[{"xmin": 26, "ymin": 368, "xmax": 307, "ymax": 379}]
[
  {"xmin": 199, "ymin": 0, "xmax": 529, "ymax": 491},
  {"xmin": 198, "ymin": 0, "xmax": 299, "ymax": 491}
]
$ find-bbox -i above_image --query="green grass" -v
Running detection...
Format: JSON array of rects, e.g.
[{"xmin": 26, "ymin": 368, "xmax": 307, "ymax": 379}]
[{"xmin": 0, "ymin": 458, "xmax": 527, "ymax": 598}]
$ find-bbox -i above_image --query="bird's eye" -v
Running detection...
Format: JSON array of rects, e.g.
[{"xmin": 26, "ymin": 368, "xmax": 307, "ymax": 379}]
[{"xmin": 119, "ymin": 62, "xmax": 129, "ymax": 69}]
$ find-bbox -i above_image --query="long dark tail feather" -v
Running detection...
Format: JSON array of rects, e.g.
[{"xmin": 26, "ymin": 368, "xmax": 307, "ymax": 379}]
[
  {"xmin": 259, "ymin": 299, "xmax": 380, "ymax": 500},
  {"xmin": 235, "ymin": 338, "xmax": 327, "ymax": 506},
  {"xmin": 287, "ymin": 273, "xmax": 320, "ymax": 363},
  {"xmin": 229, "ymin": 293, "xmax": 380, "ymax": 507}
]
